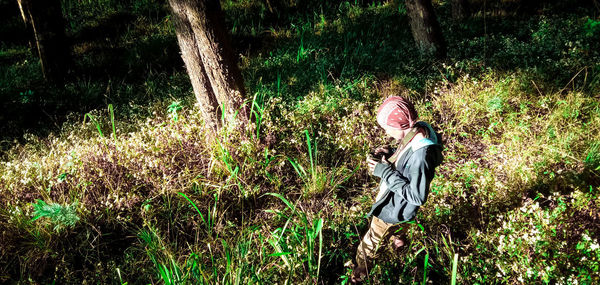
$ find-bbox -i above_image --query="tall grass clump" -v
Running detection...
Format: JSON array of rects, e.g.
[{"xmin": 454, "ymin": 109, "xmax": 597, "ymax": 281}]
[
  {"xmin": 264, "ymin": 193, "xmax": 324, "ymax": 283},
  {"xmin": 287, "ymin": 130, "xmax": 356, "ymax": 197}
]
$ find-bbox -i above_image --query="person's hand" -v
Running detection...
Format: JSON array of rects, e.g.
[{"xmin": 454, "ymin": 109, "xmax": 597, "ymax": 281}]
[
  {"xmin": 367, "ymin": 156, "xmax": 389, "ymax": 175},
  {"xmin": 373, "ymin": 146, "xmax": 392, "ymax": 159}
]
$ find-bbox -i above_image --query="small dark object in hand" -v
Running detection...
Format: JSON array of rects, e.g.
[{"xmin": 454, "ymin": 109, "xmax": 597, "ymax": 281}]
[
  {"xmin": 369, "ymin": 151, "xmax": 384, "ymax": 160},
  {"xmin": 369, "ymin": 145, "xmax": 393, "ymax": 161}
]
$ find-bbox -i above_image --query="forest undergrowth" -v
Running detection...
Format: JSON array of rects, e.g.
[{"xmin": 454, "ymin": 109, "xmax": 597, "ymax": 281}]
[{"xmin": 1, "ymin": 0, "xmax": 600, "ymax": 284}]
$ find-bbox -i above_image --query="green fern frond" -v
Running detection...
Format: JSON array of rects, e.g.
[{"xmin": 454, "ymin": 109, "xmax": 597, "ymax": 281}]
[{"xmin": 31, "ymin": 199, "xmax": 79, "ymax": 231}]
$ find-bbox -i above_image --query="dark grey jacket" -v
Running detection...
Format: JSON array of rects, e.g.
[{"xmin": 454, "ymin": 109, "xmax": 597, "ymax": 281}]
[{"xmin": 368, "ymin": 122, "xmax": 443, "ymax": 224}]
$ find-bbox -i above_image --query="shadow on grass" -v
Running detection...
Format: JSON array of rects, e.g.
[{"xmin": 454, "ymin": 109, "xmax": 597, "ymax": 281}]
[{"xmin": 235, "ymin": 0, "xmax": 600, "ymax": 104}]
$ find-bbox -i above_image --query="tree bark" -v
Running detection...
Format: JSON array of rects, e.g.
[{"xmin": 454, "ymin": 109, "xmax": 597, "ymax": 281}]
[
  {"xmin": 17, "ymin": 0, "xmax": 68, "ymax": 83},
  {"xmin": 169, "ymin": 0, "xmax": 221, "ymax": 131},
  {"xmin": 167, "ymin": 0, "xmax": 248, "ymax": 130},
  {"xmin": 405, "ymin": 0, "xmax": 446, "ymax": 58},
  {"xmin": 451, "ymin": 0, "xmax": 470, "ymax": 21}
]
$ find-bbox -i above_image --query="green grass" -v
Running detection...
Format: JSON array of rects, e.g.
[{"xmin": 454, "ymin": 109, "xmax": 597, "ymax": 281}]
[{"xmin": 1, "ymin": 0, "xmax": 600, "ymax": 284}]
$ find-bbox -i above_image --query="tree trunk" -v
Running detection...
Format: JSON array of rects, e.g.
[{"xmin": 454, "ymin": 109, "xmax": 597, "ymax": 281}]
[
  {"xmin": 168, "ymin": 0, "xmax": 248, "ymax": 130},
  {"xmin": 405, "ymin": 0, "xmax": 446, "ymax": 58},
  {"xmin": 169, "ymin": 0, "xmax": 222, "ymax": 131},
  {"xmin": 451, "ymin": 0, "xmax": 470, "ymax": 20},
  {"xmin": 17, "ymin": 0, "xmax": 68, "ymax": 83}
]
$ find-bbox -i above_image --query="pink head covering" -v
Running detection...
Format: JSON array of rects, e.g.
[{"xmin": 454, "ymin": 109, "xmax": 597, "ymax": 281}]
[{"xmin": 376, "ymin": 96, "xmax": 418, "ymax": 130}]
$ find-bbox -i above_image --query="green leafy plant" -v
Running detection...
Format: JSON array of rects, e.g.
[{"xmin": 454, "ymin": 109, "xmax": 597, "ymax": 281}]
[
  {"xmin": 31, "ymin": 200, "xmax": 79, "ymax": 231},
  {"xmin": 288, "ymin": 130, "xmax": 355, "ymax": 196},
  {"xmin": 249, "ymin": 87, "xmax": 267, "ymax": 139},
  {"xmin": 584, "ymin": 18, "xmax": 600, "ymax": 37},
  {"xmin": 585, "ymin": 142, "xmax": 600, "ymax": 168},
  {"xmin": 82, "ymin": 104, "xmax": 117, "ymax": 139},
  {"xmin": 451, "ymin": 253, "xmax": 459, "ymax": 285},
  {"xmin": 168, "ymin": 101, "xmax": 183, "ymax": 121},
  {"xmin": 178, "ymin": 192, "xmax": 216, "ymax": 236},
  {"xmin": 213, "ymin": 137, "xmax": 248, "ymax": 197},
  {"xmin": 19, "ymin": 89, "xmax": 33, "ymax": 103},
  {"xmin": 297, "ymin": 26, "xmax": 307, "ymax": 63},
  {"xmin": 84, "ymin": 112, "xmax": 104, "ymax": 137},
  {"xmin": 264, "ymin": 192, "xmax": 324, "ymax": 282},
  {"xmin": 116, "ymin": 268, "xmax": 128, "ymax": 285},
  {"xmin": 139, "ymin": 227, "xmax": 184, "ymax": 285}
]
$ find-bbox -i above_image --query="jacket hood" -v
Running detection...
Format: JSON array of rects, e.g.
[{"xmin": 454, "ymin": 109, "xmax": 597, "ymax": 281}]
[{"xmin": 410, "ymin": 121, "xmax": 443, "ymax": 167}]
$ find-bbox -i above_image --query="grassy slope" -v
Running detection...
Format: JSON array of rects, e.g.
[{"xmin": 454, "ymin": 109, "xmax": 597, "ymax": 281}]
[{"xmin": 1, "ymin": 0, "xmax": 600, "ymax": 284}]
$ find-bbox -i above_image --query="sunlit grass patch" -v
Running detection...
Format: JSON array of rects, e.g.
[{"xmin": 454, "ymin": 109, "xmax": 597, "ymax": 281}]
[{"xmin": 414, "ymin": 70, "xmax": 600, "ymax": 283}]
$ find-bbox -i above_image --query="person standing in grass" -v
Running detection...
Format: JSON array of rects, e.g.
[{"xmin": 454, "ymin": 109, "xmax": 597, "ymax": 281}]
[{"xmin": 351, "ymin": 96, "xmax": 443, "ymax": 283}]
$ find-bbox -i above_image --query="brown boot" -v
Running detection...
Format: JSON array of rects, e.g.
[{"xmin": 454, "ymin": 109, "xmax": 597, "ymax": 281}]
[
  {"xmin": 350, "ymin": 264, "xmax": 367, "ymax": 284},
  {"xmin": 389, "ymin": 235, "xmax": 406, "ymax": 252}
]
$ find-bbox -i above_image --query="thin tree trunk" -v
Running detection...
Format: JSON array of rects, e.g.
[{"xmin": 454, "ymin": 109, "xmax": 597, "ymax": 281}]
[
  {"xmin": 168, "ymin": 0, "xmax": 248, "ymax": 130},
  {"xmin": 16, "ymin": 0, "xmax": 36, "ymax": 53},
  {"xmin": 405, "ymin": 0, "xmax": 446, "ymax": 58},
  {"xmin": 17, "ymin": 0, "xmax": 68, "ymax": 83}
]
